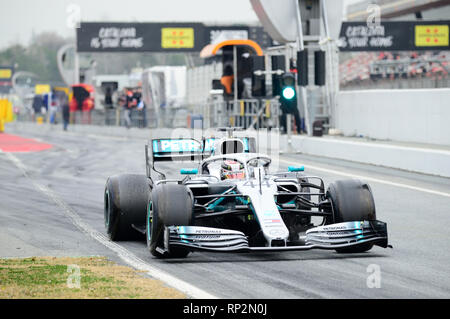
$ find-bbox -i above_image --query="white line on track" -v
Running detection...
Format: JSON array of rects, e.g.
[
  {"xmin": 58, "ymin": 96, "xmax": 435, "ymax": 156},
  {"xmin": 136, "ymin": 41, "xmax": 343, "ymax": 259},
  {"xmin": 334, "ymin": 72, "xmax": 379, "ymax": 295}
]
[
  {"xmin": 3, "ymin": 152, "xmax": 216, "ymax": 299},
  {"xmin": 278, "ymin": 157, "xmax": 450, "ymax": 198}
]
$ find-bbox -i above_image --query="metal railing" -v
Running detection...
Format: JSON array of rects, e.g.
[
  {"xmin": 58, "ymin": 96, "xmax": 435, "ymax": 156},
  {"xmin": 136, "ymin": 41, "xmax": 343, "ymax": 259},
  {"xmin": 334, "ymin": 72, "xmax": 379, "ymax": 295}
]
[
  {"xmin": 341, "ymin": 75, "xmax": 450, "ymax": 90},
  {"xmin": 198, "ymin": 98, "xmax": 281, "ymax": 130},
  {"xmin": 13, "ymin": 98, "xmax": 281, "ymax": 131},
  {"xmin": 14, "ymin": 108, "xmax": 158, "ymax": 129}
]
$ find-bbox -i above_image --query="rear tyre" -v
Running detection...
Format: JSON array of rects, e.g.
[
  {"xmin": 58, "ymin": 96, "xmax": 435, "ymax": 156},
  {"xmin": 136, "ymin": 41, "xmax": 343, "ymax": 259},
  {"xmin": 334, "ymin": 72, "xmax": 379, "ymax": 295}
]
[
  {"xmin": 146, "ymin": 183, "xmax": 193, "ymax": 258},
  {"xmin": 104, "ymin": 174, "xmax": 149, "ymax": 241},
  {"xmin": 326, "ymin": 179, "xmax": 376, "ymax": 253}
]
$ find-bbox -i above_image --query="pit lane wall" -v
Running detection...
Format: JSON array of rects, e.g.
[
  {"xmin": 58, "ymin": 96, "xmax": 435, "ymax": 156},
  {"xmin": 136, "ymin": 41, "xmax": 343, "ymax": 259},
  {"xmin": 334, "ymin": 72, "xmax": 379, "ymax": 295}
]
[
  {"xmin": 280, "ymin": 135, "xmax": 450, "ymax": 178},
  {"xmin": 336, "ymin": 88, "xmax": 450, "ymax": 146}
]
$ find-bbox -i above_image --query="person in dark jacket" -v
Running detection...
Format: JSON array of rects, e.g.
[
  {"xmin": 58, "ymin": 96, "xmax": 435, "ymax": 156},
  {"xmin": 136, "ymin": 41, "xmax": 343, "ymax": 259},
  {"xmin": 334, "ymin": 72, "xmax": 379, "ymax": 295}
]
[
  {"xmin": 32, "ymin": 94, "xmax": 44, "ymax": 121},
  {"xmin": 104, "ymin": 87, "xmax": 113, "ymax": 109},
  {"xmin": 61, "ymin": 94, "xmax": 70, "ymax": 131}
]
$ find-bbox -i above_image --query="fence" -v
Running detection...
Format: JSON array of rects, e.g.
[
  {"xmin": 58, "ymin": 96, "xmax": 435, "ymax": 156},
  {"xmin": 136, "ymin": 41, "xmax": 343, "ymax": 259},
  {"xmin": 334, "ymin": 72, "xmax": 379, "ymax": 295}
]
[
  {"xmin": 341, "ymin": 76, "xmax": 450, "ymax": 90},
  {"xmin": 15, "ymin": 108, "xmax": 160, "ymax": 129},
  {"xmin": 194, "ymin": 98, "xmax": 281, "ymax": 130},
  {"xmin": 13, "ymin": 98, "xmax": 281, "ymax": 131}
]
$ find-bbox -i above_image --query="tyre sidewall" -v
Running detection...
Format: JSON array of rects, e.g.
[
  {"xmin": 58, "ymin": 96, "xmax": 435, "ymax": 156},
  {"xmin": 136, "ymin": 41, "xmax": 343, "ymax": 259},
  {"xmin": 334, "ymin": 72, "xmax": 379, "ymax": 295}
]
[
  {"xmin": 105, "ymin": 176, "xmax": 122, "ymax": 239},
  {"xmin": 146, "ymin": 191, "xmax": 165, "ymax": 257},
  {"xmin": 327, "ymin": 179, "xmax": 376, "ymax": 223},
  {"xmin": 104, "ymin": 174, "xmax": 149, "ymax": 241},
  {"xmin": 146, "ymin": 184, "xmax": 193, "ymax": 258}
]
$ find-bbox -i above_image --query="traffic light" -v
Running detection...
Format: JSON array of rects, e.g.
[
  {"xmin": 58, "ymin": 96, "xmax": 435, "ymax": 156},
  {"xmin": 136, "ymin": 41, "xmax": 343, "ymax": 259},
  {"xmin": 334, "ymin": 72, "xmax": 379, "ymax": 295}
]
[
  {"xmin": 281, "ymin": 73, "xmax": 296, "ymax": 99},
  {"xmin": 279, "ymin": 72, "xmax": 297, "ymax": 113},
  {"xmin": 251, "ymin": 55, "xmax": 266, "ymax": 97},
  {"xmin": 315, "ymin": 50, "xmax": 326, "ymax": 86},
  {"xmin": 271, "ymin": 55, "xmax": 285, "ymax": 96},
  {"xmin": 297, "ymin": 50, "xmax": 308, "ymax": 87}
]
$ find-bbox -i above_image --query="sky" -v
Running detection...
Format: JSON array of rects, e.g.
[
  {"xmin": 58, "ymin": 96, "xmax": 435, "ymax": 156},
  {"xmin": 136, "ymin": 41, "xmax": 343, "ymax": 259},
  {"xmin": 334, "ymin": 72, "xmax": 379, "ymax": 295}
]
[{"xmin": 0, "ymin": 0, "xmax": 359, "ymax": 50}]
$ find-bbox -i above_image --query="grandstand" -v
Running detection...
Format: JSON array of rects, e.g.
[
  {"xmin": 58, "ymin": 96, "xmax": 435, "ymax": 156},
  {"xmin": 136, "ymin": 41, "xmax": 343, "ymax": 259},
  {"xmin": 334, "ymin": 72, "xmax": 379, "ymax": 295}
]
[
  {"xmin": 340, "ymin": 0, "xmax": 450, "ymax": 90},
  {"xmin": 346, "ymin": 0, "xmax": 450, "ymax": 21},
  {"xmin": 340, "ymin": 50, "xmax": 450, "ymax": 90}
]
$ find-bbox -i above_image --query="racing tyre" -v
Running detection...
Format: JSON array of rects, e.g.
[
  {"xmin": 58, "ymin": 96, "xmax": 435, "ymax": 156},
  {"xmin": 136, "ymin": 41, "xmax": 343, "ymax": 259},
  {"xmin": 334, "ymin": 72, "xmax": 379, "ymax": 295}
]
[
  {"xmin": 146, "ymin": 183, "xmax": 193, "ymax": 258},
  {"xmin": 104, "ymin": 174, "xmax": 149, "ymax": 241},
  {"xmin": 326, "ymin": 179, "xmax": 376, "ymax": 254}
]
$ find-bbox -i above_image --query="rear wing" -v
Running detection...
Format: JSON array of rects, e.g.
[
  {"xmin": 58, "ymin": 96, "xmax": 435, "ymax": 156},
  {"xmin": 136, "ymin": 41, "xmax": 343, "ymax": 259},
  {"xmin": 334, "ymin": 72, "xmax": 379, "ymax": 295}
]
[
  {"xmin": 145, "ymin": 138, "xmax": 209, "ymax": 179},
  {"xmin": 145, "ymin": 136, "xmax": 257, "ymax": 178},
  {"xmin": 149, "ymin": 138, "xmax": 207, "ymax": 162}
]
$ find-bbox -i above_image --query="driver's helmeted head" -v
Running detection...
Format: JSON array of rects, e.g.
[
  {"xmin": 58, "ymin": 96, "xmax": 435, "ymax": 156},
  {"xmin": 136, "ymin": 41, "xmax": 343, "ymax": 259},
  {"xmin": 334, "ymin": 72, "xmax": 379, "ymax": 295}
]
[{"xmin": 220, "ymin": 160, "xmax": 245, "ymax": 180}]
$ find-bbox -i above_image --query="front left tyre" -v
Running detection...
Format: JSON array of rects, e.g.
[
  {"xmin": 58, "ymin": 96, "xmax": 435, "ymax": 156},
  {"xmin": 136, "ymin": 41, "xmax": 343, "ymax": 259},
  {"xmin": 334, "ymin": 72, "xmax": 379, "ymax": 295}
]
[{"xmin": 326, "ymin": 179, "xmax": 377, "ymax": 254}]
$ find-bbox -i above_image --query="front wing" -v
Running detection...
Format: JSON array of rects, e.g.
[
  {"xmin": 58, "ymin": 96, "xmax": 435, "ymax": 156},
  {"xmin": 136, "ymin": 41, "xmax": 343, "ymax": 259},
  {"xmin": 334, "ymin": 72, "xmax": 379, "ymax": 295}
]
[{"xmin": 162, "ymin": 221, "xmax": 389, "ymax": 253}]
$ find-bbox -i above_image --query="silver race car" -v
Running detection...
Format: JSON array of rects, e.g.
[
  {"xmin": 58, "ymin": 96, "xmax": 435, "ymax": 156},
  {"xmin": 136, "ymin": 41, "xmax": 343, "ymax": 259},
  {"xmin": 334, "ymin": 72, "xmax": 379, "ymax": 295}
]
[{"xmin": 104, "ymin": 129, "xmax": 389, "ymax": 258}]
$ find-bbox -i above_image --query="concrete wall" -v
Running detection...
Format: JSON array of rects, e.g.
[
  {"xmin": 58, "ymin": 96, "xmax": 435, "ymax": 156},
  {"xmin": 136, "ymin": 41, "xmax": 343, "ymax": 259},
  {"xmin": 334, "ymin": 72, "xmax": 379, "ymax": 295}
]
[
  {"xmin": 286, "ymin": 135, "xmax": 450, "ymax": 178},
  {"xmin": 336, "ymin": 88, "xmax": 450, "ymax": 146}
]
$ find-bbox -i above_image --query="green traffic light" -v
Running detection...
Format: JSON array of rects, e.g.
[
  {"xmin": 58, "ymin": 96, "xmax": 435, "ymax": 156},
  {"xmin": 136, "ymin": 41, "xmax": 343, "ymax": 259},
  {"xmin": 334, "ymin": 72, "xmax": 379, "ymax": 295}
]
[{"xmin": 282, "ymin": 87, "xmax": 295, "ymax": 100}]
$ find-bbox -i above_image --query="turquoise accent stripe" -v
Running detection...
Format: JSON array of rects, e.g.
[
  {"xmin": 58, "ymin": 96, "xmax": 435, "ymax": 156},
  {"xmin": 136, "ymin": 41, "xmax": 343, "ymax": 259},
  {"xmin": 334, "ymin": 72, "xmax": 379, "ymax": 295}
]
[
  {"xmin": 180, "ymin": 168, "xmax": 198, "ymax": 175},
  {"xmin": 288, "ymin": 166, "xmax": 305, "ymax": 172},
  {"xmin": 242, "ymin": 138, "xmax": 249, "ymax": 152},
  {"xmin": 207, "ymin": 197, "xmax": 225, "ymax": 210}
]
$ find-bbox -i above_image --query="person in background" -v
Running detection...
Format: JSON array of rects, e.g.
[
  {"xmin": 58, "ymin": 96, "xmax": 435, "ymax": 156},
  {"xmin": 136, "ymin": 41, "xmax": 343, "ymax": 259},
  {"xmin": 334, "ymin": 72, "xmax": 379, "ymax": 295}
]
[
  {"xmin": 104, "ymin": 87, "xmax": 113, "ymax": 109},
  {"xmin": 61, "ymin": 94, "xmax": 70, "ymax": 131},
  {"xmin": 49, "ymin": 89, "xmax": 59, "ymax": 124},
  {"xmin": 221, "ymin": 65, "xmax": 234, "ymax": 101},
  {"xmin": 135, "ymin": 87, "xmax": 147, "ymax": 128},
  {"xmin": 121, "ymin": 88, "xmax": 132, "ymax": 129},
  {"xmin": 81, "ymin": 89, "xmax": 94, "ymax": 125},
  {"xmin": 32, "ymin": 94, "xmax": 44, "ymax": 122},
  {"xmin": 43, "ymin": 89, "xmax": 57, "ymax": 124},
  {"xmin": 41, "ymin": 92, "xmax": 49, "ymax": 117}
]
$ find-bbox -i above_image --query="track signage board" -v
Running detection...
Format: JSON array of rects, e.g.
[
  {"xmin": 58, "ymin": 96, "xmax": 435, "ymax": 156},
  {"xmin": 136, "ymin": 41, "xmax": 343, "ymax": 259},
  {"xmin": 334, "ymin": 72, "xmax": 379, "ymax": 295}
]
[
  {"xmin": 0, "ymin": 67, "xmax": 12, "ymax": 80},
  {"xmin": 0, "ymin": 66, "xmax": 13, "ymax": 93},
  {"xmin": 338, "ymin": 21, "xmax": 450, "ymax": 51},
  {"xmin": 161, "ymin": 28, "xmax": 195, "ymax": 49},
  {"xmin": 77, "ymin": 23, "xmax": 273, "ymax": 53},
  {"xmin": 77, "ymin": 23, "xmax": 205, "ymax": 52},
  {"xmin": 415, "ymin": 25, "xmax": 449, "ymax": 47}
]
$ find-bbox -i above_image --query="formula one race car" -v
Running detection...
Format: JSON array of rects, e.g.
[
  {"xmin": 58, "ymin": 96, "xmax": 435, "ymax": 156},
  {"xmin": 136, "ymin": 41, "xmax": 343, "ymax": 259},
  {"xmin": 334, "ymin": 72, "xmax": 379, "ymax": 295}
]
[{"xmin": 104, "ymin": 129, "xmax": 389, "ymax": 258}]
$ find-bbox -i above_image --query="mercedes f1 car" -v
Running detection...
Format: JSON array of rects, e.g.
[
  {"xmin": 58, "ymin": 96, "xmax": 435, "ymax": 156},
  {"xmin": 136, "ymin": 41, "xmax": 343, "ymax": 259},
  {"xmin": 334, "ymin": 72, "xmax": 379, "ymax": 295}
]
[{"xmin": 104, "ymin": 129, "xmax": 389, "ymax": 258}]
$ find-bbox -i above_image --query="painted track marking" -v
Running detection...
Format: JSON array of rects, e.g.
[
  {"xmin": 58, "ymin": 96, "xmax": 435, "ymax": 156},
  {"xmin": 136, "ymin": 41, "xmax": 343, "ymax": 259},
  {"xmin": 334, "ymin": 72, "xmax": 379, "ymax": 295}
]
[
  {"xmin": 3, "ymin": 152, "xmax": 216, "ymax": 299},
  {"xmin": 279, "ymin": 157, "xmax": 450, "ymax": 198},
  {"xmin": 0, "ymin": 133, "xmax": 53, "ymax": 152}
]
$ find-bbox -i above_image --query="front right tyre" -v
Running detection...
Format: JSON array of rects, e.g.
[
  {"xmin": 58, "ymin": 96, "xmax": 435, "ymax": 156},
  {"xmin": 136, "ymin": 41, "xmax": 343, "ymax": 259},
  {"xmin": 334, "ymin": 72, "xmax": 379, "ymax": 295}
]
[{"xmin": 146, "ymin": 183, "xmax": 194, "ymax": 258}]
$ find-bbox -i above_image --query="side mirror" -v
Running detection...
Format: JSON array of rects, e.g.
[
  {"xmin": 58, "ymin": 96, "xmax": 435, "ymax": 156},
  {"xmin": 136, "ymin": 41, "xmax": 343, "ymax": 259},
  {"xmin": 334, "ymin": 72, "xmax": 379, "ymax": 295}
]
[
  {"xmin": 288, "ymin": 166, "xmax": 305, "ymax": 172},
  {"xmin": 180, "ymin": 168, "xmax": 198, "ymax": 175}
]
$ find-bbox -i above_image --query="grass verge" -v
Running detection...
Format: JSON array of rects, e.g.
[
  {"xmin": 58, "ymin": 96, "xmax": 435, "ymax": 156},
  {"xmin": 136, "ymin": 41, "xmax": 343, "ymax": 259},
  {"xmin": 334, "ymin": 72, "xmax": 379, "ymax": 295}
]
[{"xmin": 0, "ymin": 256, "xmax": 186, "ymax": 299}]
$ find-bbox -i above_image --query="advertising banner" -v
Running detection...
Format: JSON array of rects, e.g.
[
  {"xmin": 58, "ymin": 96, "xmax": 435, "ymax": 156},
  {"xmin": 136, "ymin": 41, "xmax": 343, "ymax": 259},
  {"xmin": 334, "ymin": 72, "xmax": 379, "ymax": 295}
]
[
  {"xmin": 77, "ymin": 23, "xmax": 273, "ymax": 53},
  {"xmin": 0, "ymin": 66, "xmax": 13, "ymax": 94},
  {"xmin": 339, "ymin": 21, "xmax": 450, "ymax": 51},
  {"xmin": 77, "ymin": 23, "xmax": 205, "ymax": 52}
]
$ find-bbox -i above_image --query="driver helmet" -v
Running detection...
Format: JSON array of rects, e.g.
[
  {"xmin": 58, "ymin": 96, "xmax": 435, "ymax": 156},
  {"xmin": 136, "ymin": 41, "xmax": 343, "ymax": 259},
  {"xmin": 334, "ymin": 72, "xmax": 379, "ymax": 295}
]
[{"xmin": 221, "ymin": 160, "xmax": 245, "ymax": 180}]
